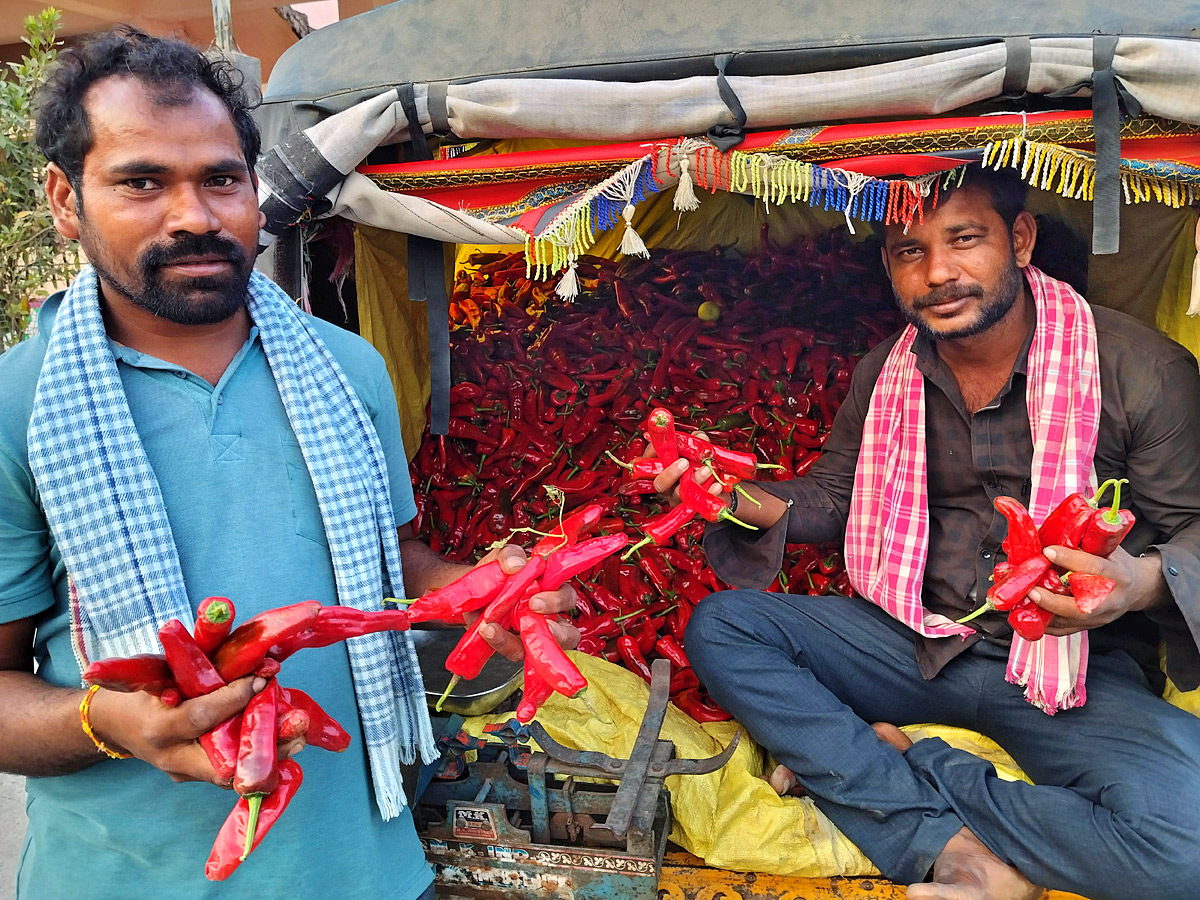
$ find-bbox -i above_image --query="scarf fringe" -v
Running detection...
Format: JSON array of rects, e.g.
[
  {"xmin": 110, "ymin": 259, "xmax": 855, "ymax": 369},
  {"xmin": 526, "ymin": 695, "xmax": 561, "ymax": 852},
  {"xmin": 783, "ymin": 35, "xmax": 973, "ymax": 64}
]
[{"xmin": 1007, "ymin": 664, "xmax": 1087, "ymax": 715}]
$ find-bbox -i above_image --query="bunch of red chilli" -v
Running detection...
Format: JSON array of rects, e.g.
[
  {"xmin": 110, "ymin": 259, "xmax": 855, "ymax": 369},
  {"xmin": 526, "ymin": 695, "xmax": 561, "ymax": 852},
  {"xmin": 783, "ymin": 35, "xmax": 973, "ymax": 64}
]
[
  {"xmin": 960, "ymin": 478, "xmax": 1135, "ymax": 640},
  {"xmin": 594, "ymin": 406, "xmax": 779, "ymax": 720},
  {"xmin": 81, "ymin": 597, "xmax": 412, "ymax": 880},
  {"xmin": 402, "ymin": 504, "xmax": 631, "ymax": 723},
  {"xmin": 614, "ymin": 405, "xmax": 773, "ymax": 555}
]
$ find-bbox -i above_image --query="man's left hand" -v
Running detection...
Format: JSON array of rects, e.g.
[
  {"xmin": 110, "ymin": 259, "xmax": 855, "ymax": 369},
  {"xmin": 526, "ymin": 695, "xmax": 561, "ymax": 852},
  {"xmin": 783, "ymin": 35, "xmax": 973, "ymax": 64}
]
[
  {"xmin": 467, "ymin": 544, "xmax": 580, "ymax": 660},
  {"xmin": 1027, "ymin": 545, "xmax": 1170, "ymax": 635}
]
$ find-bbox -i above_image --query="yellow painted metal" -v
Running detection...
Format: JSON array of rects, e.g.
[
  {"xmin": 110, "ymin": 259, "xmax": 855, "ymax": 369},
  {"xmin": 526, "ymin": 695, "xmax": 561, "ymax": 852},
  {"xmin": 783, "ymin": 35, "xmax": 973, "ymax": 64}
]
[{"xmin": 658, "ymin": 851, "xmax": 1093, "ymax": 900}]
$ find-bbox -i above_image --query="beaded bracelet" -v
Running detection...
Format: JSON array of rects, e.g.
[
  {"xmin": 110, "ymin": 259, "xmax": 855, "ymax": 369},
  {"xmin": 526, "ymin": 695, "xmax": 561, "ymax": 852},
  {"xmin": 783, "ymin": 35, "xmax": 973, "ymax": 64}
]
[{"xmin": 79, "ymin": 684, "xmax": 133, "ymax": 760}]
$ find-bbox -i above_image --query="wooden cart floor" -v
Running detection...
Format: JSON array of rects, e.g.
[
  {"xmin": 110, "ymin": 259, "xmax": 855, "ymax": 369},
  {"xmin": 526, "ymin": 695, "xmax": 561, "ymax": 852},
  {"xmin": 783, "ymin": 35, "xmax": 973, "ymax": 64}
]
[{"xmin": 659, "ymin": 851, "xmax": 1090, "ymax": 900}]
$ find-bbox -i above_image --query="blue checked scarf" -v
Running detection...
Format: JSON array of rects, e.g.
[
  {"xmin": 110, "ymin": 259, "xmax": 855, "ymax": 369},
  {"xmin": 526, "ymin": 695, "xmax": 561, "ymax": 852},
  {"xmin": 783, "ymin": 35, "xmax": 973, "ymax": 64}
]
[{"xmin": 27, "ymin": 266, "xmax": 437, "ymax": 819}]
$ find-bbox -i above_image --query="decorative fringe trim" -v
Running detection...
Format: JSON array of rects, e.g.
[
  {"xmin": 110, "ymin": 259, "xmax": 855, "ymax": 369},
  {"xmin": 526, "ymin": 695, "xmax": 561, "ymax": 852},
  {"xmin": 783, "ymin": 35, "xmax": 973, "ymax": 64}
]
[
  {"xmin": 724, "ymin": 149, "xmax": 933, "ymax": 229},
  {"xmin": 437, "ymin": 142, "xmax": 478, "ymax": 161},
  {"xmin": 522, "ymin": 133, "xmax": 1200, "ymax": 280},
  {"xmin": 982, "ymin": 138, "xmax": 1200, "ymax": 209},
  {"xmin": 529, "ymin": 154, "xmax": 658, "ymax": 281},
  {"xmin": 619, "ymin": 203, "xmax": 650, "ymax": 257}
]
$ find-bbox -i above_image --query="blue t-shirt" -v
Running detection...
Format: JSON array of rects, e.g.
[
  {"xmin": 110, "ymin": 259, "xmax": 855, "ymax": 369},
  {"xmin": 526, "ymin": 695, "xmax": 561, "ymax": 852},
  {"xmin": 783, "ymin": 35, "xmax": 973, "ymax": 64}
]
[{"xmin": 0, "ymin": 295, "xmax": 433, "ymax": 900}]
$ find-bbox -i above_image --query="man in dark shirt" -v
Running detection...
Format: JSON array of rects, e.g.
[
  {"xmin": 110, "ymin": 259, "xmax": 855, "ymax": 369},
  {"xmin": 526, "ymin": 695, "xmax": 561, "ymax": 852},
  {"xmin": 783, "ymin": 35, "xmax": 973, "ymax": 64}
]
[{"xmin": 658, "ymin": 166, "xmax": 1200, "ymax": 900}]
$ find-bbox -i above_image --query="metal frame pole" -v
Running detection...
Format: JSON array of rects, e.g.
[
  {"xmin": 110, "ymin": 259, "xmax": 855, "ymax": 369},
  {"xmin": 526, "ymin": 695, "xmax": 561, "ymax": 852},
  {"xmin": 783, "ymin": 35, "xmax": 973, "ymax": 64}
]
[{"xmin": 212, "ymin": 0, "xmax": 233, "ymax": 52}]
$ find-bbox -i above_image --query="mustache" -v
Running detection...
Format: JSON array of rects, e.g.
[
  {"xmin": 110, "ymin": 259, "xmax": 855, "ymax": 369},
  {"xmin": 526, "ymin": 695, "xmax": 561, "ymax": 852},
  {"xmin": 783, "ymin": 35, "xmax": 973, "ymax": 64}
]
[
  {"xmin": 140, "ymin": 234, "xmax": 247, "ymax": 272},
  {"xmin": 912, "ymin": 283, "xmax": 984, "ymax": 308}
]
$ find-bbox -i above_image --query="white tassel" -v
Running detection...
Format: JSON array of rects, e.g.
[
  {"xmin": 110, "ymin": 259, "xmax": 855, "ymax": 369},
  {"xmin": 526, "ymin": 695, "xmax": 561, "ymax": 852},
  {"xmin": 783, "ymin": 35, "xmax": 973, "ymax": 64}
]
[
  {"xmin": 673, "ymin": 152, "xmax": 701, "ymax": 212},
  {"xmin": 838, "ymin": 169, "xmax": 871, "ymax": 236},
  {"xmin": 1188, "ymin": 217, "xmax": 1200, "ymax": 316},
  {"xmin": 555, "ymin": 258, "xmax": 580, "ymax": 300},
  {"xmin": 619, "ymin": 204, "xmax": 650, "ymax": 258}
]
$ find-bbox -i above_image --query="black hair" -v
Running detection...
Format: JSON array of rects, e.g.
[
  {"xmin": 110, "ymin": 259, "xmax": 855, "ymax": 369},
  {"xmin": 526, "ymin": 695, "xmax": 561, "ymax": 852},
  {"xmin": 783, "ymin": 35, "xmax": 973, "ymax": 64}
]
[
  {"xmin": 34, "ymin": 25, "xmax": 260, "ymax": 191},
  {"xmin": 936, "ymin": 164, "xmax": 1029, "ymax": 231}
]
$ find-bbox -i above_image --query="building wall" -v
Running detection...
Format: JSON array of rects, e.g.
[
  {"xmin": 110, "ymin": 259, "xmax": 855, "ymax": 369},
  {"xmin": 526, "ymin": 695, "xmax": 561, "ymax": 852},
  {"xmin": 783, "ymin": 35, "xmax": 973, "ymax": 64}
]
[{"xmin": 0, "ymin": 1, "xmax": 311, "ymax": 82}]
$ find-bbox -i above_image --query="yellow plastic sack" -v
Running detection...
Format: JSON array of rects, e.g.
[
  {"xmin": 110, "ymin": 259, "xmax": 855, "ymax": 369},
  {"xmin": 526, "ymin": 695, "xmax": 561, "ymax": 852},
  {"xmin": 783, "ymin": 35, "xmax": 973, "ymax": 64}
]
[
  {"xmin": 462, "ymin": 652, "xmax": 873, "ymax": 877},
  {"xmin": 461, "ymin": 651, "xmax": 1199, "ymax": 878}
]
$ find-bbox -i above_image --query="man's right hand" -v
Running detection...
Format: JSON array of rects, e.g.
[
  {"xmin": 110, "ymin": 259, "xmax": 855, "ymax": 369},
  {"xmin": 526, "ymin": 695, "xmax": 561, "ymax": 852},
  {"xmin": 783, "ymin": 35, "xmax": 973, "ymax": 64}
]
[
  {"xmin": 648, "ymin": 432, "xmax": 789, "ymax": 530},
  {"xmin": 87, "ymin": 676, "xmax": 295, "ymax": 787},
  {"xmin": 646, "ymin": 429, "xmax": 723, "ymax": 508}
]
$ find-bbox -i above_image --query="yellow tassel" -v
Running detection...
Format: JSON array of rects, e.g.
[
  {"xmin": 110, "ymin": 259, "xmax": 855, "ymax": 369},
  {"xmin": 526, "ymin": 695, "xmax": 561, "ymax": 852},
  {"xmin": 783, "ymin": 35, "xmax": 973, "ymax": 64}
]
[
  {"xmin": 1045, "ymin": 151, "xmax": 1062, "ymax": 192},
  {"xmin": 673, "ymin": 152, "xmax": 701, "ymax": 212},
  {"xmin": 619, "ymin": 204, "xmax": 650, "ymax": 258}
]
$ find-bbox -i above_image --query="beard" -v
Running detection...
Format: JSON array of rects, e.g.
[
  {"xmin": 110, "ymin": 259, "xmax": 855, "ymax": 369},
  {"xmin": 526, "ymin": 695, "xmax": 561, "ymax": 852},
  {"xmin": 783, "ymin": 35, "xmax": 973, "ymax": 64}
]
[
  {"xmin": 893, "ymin": 252, "xmax": 1024, "ymax": 342},
  {"xmin": 87, "ymin": 231, "xmax": 252, "ymax": 326}
]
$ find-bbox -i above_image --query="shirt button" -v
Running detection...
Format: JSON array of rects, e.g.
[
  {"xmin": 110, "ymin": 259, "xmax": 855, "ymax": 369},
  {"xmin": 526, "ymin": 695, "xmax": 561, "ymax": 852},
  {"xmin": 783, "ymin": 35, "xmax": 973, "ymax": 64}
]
[
  {"xmin": 981, "ymin": 550, "xmax": 993, "ymax": 560},
  {"xmin": 175, "ymin": 371, "xmax": 187, "ymax": 379},
  {"xmin": 1169, "ymin": 566, "xmax": 1179, "ymax": 577},
  {"xmin": 987, "ymin": 480, "xmax": 1001, "ymax": 490}
]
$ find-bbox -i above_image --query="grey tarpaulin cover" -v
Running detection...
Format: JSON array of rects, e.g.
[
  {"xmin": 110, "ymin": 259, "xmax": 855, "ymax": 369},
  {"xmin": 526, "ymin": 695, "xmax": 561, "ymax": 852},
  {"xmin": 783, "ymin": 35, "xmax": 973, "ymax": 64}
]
[{"xmin": 254, "ymin": 0, "xmax": 1200, "ymax": 253}]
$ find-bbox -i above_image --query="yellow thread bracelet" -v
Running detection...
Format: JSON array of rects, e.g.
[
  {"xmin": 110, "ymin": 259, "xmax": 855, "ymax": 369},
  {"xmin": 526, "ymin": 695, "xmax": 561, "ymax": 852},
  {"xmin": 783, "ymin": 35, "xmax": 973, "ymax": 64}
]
[{"xmin": 79, "ymin": 684, "xmax": 132, "ymax": 760}]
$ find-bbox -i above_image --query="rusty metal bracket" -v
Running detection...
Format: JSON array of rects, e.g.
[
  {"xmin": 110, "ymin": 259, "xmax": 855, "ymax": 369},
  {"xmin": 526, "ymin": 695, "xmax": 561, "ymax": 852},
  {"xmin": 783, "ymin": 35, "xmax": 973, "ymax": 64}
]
[
  {"xmin": 589, "ymin": 658, "xmax": 673, "ymax": 839},
  {"xmin": 659, "ymin": 731, "xmax": 740, "ymax": 777},
  {"xmin": 526, "ymin": 659, "xmax": 740, "ymax": 843}
]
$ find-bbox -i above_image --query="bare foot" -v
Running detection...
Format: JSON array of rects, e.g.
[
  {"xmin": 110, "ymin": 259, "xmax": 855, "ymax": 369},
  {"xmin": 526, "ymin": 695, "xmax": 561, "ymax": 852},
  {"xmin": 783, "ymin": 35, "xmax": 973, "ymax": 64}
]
[
  {"xmin": 906, "ymin": 828, "xmax": 1044, "ymax": 900},
  {"xmin": 764, "ymin": 764, "xmax": 807, "ymax": 797}
]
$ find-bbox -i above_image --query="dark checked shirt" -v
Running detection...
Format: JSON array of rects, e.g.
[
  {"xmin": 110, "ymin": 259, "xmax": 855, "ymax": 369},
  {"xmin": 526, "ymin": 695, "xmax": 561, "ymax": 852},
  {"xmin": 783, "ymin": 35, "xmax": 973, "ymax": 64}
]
[{"xmin": 706, "ymin": 303, "xmax": 1200, "ymax": 694}]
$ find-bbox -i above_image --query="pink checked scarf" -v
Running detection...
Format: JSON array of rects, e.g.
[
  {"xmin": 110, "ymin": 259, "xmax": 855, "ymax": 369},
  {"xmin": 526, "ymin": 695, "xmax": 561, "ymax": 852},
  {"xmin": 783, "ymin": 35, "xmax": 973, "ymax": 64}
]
[{"xmin": 845, "ymin": 265, "xmax": 1100, "ymax": 714}]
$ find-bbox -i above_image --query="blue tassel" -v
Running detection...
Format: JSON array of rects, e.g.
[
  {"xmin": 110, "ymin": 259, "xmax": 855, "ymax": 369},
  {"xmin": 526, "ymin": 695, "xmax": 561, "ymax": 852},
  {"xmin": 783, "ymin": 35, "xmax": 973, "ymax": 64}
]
[
  {"xmin": 632, "ymin": 163, "xmax": 659, "ymax": 204},
  {"xmin": 595, "ymin": 196, "xmax": 618, "ymax": 233},
  {"xmin": 593, "ymin": 197, "xmax": 607, "ymax": 233}
]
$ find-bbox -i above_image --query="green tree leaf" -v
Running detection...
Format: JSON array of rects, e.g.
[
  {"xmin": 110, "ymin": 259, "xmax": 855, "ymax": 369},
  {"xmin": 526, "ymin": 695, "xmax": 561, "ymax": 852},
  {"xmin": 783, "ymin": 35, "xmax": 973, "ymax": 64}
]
[{"xmin": 0, "ymin": 8, "xmax": 74, "ymax": 350}]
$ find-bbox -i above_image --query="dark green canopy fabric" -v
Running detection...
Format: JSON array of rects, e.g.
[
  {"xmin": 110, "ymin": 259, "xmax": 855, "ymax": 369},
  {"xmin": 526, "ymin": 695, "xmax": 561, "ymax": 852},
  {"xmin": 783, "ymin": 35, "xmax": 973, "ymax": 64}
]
[
  {"xmin": 263, "ymin": 0, "xmax": 1199, "ymax": 102},
  {"xmin": 256, "ymin": 0, "xmax": 1200, "ymax": 153}
]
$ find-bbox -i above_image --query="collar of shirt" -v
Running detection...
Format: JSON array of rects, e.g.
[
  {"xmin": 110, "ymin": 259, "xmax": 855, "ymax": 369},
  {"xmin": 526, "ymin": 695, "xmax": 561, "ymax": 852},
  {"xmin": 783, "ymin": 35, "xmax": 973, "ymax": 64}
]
[
  {"xmin": 38, "ymin": 286, "xmax": 261, "ymax": 380},
  {"xmin": 908, "ymin": 320, "xmax": 1036, "ymax": 417}
]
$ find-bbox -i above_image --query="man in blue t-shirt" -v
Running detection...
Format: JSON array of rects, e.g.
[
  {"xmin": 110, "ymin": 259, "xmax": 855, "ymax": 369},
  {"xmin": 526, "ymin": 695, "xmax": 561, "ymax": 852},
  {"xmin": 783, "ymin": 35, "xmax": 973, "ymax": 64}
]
[{"xmin": 0, "ymin": 27, "xmax": 577, "ymax": 900}]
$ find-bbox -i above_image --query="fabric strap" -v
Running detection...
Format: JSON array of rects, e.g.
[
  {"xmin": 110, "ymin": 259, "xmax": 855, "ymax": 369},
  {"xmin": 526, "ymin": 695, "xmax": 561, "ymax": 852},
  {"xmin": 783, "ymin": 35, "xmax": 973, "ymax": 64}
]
[
  {"xmin": 708, "ymin": 53, "xmax": 747, "ymax": 151},
  {"xmin": 397, "ymin": 83, "xmax": 451, "ymax": 434},
  {"xmin": 1090, "ymin": 35, "xmax": 1122, "ymax": 256},
  {"xmin": 845, "ymin": 266, "xmax": 1100, "ymax": 714},
  {"xmin": 27, "ymin": 267, "xmax": 438, "ymax": 817},
  {"xmin": 1002, "ymin": 37, "xmax": 1031, "ymax": 95}
]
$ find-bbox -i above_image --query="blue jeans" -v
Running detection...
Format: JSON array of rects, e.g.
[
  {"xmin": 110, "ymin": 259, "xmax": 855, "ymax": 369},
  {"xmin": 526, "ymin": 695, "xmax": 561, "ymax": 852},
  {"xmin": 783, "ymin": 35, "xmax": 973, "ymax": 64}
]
[{"xmin": 686, "ymin": 590, "xmax": 1200, "ymax": 899}]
